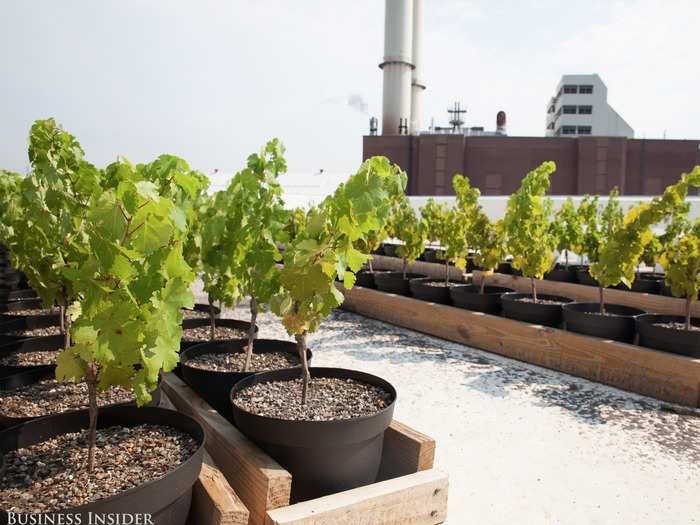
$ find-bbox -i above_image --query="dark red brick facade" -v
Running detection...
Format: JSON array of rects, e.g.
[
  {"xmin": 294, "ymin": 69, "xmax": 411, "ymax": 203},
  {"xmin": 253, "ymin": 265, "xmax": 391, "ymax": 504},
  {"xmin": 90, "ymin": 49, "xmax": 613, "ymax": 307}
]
[{"xmin": 362, "ymin": 135, "xmax": 700, "ymax": 195}]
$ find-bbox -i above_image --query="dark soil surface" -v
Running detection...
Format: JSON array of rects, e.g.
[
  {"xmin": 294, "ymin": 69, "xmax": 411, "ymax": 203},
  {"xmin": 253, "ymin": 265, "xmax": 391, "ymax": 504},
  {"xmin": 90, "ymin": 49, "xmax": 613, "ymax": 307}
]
[
  {"xmin": 0, "ymin": 350, "xmax": 61, "ymax": 367},
  {"xmin": 181, "ymin": 325, "xmax": 247, "ymax": 343},
  {"xmin": 421, "ymin": 281, "xmax": 461, "ymax": 288},
  {"xmin": 2, "ymin": 307, "xmax": 59, "ymax": 317},
  {"xmin": 653, "ymin": 322, "xmax": 700, "ymax": 332},
  {"xmin": 515, "ymin": 297, "xmax": 566, "ymax": 306},
  {"xmin": 6, "ymin": 326, "xmax": 61, "ymax": 338},
  {"xmin": 186, "ymin": 351, "xmax": 299, "ymax": 373},
  {"xmin": 233, "ymin": 377, "xmax": 392, "ymax": 421},
  {"xmin": 0, "ymin": 380, "xmax": 134, "ymax": 418},
  {"xmin": 0, "ymin": 424, "xmax": 198, "ymax": 513}
]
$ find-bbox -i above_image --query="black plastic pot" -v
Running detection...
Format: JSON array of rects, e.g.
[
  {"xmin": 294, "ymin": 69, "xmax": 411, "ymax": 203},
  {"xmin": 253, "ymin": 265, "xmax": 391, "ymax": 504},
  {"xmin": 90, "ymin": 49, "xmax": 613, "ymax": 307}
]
[
  {"xmin": 0, "ymin": 314, "xmax": 61, "ymax": 346},
  {"xmin": 0, "ymin": 298, "xmax": 43, "ymax": 318},
  {"xmin": 449, "ymin": 284, "xmax": 514, "ymax": 314},
  {"xmin": 636, "ymin": 314, "xmax": 700, "ymax": 357},
  {"xmin": 355, "ymin": 269, "xmax": 390, "ymax": 289},
  {"xmin": 185, "ymin": 303, "xmax": 221, "ymax": 317},
  {"xmin": 0, "ymin": 288, "xmax": 38, "ymax": 303},
  {"xmin": 422, "ymin": 248, "xmax": 438, "ymax": 263},
  {"xmin": 231, "ymin": 367, "xmax": 396, "ymax": 502},
  {"xmin": 0, "ymin": 366, "xmax": 162, "ymax": 429},
  {"xmin": 180, "ymin": 317, "xmax": 256, "ymax": 351},
  {"xmin": 500, "ymin": 292, "xmax": 572, "ymax": 327},
  {"xmin": 408, "ymin": 277, "xmax": 459, "ymax": 305},
  {"xmin": 544, "ymin": 264, "xmax": 578, "ymax": 283},
  {"xmin": 382, "ymin": 244, "xmax": 400, "ymax": 258},
  {"xmin": 618, "ymin": 273, "xmax": 663, "ymax": 294},
  {"xmin": 496, "ymin": 261, "xmax": 512, "ymax": 274},
  {"xmin": 181, "ymin": 338, "xmax": 310, "ymax": 421},
  {"xmin": 373, "ymin": 272, "xmax": 426, "ymax": 296},
  {"xmin": 0, "ymin": 405, "xmax": 204, "ymax": 525},
  {"xmin": 576, "ymin": 268, "xmax": 599, "ymax": 287},
  {"xmin": 563, "ymin": 302, "xmax": 645, "ymax": 343},
  {"xmin": 0, "ymin": 334, "xmax": 63, "ymax": 378}
]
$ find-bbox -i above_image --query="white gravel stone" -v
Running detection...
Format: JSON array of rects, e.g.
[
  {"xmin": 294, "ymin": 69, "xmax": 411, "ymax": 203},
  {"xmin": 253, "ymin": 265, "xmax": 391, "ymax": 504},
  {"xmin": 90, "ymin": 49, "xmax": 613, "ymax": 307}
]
[{"xmin": 201, "ymin": 288, "xmax": 700, "ymax": 525}]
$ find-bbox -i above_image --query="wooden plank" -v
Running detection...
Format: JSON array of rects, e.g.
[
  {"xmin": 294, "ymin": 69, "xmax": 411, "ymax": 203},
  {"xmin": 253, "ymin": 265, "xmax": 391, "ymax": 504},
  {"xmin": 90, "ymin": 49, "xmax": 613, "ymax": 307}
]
[
  {"xmin": 191, "ymin": 452, "xmax": 250, "ymax": 525},
  {"xmin": 161, "ymin": 373, "xmax": 292, "ymax": 525},
  {"xmin": 161, "ymin": 392, "xmax": 250, "ymax": 525},
  {"xmin": 475, "ymin": 270, "xmax": 700, "ymax": 317},
  {"xmin": 339, "ymin": 286, "xmax": 700, "ymax": 408},
  {"xmin": 378, "ymin": 421, "xmax": 435, "ymax": 481},
  {"xmin": 264, "ymin": 469, "xmax": 448, "ymax": 525},
  {"xmin": 371, "ymin": 255, "xmax": 467, "ymax": 282}
]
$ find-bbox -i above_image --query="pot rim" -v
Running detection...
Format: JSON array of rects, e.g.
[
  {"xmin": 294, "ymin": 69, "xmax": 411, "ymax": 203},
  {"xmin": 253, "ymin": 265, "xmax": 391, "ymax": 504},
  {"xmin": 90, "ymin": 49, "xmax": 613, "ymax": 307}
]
[{"xmin": 562, "ymin": 302, "xmax": 646, "ymax": 317}]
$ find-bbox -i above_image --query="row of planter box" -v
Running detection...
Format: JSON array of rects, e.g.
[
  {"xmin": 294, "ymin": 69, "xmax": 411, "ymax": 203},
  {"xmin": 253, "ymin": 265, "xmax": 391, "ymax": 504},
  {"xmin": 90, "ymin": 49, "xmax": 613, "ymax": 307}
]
[{"xmin": 366, "ymin": 255, "xmax": 700, "ymax": 358}]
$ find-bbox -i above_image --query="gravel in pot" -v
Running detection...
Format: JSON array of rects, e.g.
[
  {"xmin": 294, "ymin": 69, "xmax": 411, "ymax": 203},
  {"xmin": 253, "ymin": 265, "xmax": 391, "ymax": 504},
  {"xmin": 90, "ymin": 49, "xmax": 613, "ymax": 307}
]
[
  {"xmin": 449, "ymin": 284, "xmax": 513, "ymax": 314},
  {"xmin": 563, "ymin": 302, "xmax": 646, "ymax": 343},
  {"xmin": 231, "ymin": 367, "xmax": 396, "ymax": 502},
  {"xmin": 0, "ymin": 288, "xmax": 38, "ymax": 303},
  {"xmin": 0, "ymin": 298, "xmax": 49, "ymax": 318},
  {"xmin": 409, "ymin": 277, "xmax": 461, "ymax": 305},
  {"xmin": 636, "ymin": 314, "xmax": 700, "ymax": 357},
  {"xmin": 500, "ymin": 292, "xmax": 573, "ymax": 327},
  {"xmin": 0, "ymin": 324, "xmax": 61, "ymax": 346},
  {"xmin": 544, "ymin": 264, "xmax": 578, "ymax": 283},
  {"xmin": 0, "ymin": 366, "xmax": 161, "ymax": 428},
  {"xmin": 181, "ymin": 338, "xmax": 310, "ymax": 420},
  {"xmin": 180, "ymin": 317, "xmax": 255, "ymax": 351},
  {"xmin": 373, "ymin": 272, "xmax": 427, "ymax": 296},
  {"xmin": 0, "ymin": 334, "xmax": 64, "ymax": 379},
  {"xmin": 0, "ymin": 405, "xmax": 204, "ymax": 524}
]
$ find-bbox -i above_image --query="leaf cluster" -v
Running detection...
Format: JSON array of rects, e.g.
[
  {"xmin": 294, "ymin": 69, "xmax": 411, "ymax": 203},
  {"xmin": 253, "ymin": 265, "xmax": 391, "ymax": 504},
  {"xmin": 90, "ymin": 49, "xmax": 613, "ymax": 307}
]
[
  {"xmin": 390, "ymin": 197, "xmax": 426, "ymax": 265},
  {"xmin": 549, "ymin": 197, "xmax": 583, "ymax": 255},
  {"xmin": 660, "ymin": 220, "xmax": 700, "ymax": 300}
]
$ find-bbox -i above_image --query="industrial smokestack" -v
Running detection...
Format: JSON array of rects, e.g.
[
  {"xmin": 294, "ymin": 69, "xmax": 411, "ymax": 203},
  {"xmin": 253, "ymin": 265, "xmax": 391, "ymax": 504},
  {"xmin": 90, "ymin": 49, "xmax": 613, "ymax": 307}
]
[
  {"xmin": 410, "ymin": 0, "xmax": 425, "ymax": 135},
  {"xmin": 380, "ymin": 0, "xmax": 413, "ymax": 136},
  {"xmin": 496, "ymin": 111, "xmax": 507, "ymax": 135}
]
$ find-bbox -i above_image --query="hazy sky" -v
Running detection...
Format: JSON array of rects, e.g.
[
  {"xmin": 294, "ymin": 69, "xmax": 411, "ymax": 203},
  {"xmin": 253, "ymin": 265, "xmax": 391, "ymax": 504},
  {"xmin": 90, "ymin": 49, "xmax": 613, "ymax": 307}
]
[{"xmin": 1, "ymin": 0, "xmax": 698, "ymax": 188}]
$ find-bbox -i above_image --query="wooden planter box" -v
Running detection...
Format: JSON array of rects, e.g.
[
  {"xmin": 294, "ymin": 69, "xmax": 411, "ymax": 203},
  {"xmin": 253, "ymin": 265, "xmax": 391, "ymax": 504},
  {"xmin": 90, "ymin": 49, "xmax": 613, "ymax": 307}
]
[
  {"xmin": 474, "ymin": 270, "xmax": 700, "ymax": 318},
  {"xmin": 338, "ymin": 285, "xmax": 700, "ymax": 408},
  {"xmin": 161, "ymin": 373, "xmax": 449, "ymax": 525},
  {"xmin": 371, "ymin": 254, "xmax": 467, "ymax": 282}
]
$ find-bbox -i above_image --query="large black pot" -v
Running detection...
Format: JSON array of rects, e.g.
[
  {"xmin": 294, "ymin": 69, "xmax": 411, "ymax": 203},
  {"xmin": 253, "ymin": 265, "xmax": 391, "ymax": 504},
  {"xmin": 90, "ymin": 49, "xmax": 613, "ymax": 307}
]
[
  {"xmin": 544, "ymin": 264, "xmax": 578, "ymax": 283},
  {"xmin": 0, "ymin": 298, "xmax": 44, "ymax": 319},
  {"xmin": 636, "ymin": 314, "xmax": 700, "ymax": 357},
  {"xmin": 231, "ymin": 367, "xmax": 396, "ymax": 502},
  {"xmin": 409, "ymin": 277, "xmax": 460, "ymax": 305},
  {"xmin": 563, "ymin": 302, "xmax": 645, "ymax": 343},
  {"xmin": 421, "ymin": 249, "xmax": 439, "ymax": 263},
  {"xmin": 0, "ymin": 288, "xmax": 38, "ymax": 303},
  {"xmin": 373, "ymin": 272, "xmax": 426, "ymax": 296},
  {"xmin": 618, "ymin": 273, "xmax": 663, "ymax": 294},
  {"xmin": 184, "ymin": 303, "xmax": 221, "ymax": 318},
  {"xmin": 500, "ymin": 292, "xmax": 572, "ymax": 327},
  {"xmin": 0, "ymin": 406, "xmax": 204, "ymax": 525},
  {"xmin": 496, "ymin": 261, "xmax": 513, "ymax": 275},
  {"xmin": 449, "ymin": 284, "xmax": 513, "ymax": 314},
  {"xmin": 0, "ymin": 314, "xmax": 61, "ymax": 346},
  {"xmin": 0, "ymin": 335, "xmax": 63, "ymax": 378},
  {"xmin": 181, "ymin": 338, "xmax": 310, "ymax": 421},
  {"xmin": 576, "ymin": 268, "xmax": 599, "ymax": 287},
  {"xmin": 354, "ymin": 269, "xmax": 391, "ymax": 289},
  {"xmin": 180, "ymin": 317, "xmax": 256, "ymax": 351},
  {"xmin": 0, "ymin": 366, "xmax": 162, "ymax": 429},
  {"xmin": 382, "ymin": 244, "xmax": 400, "ymax": 258}
]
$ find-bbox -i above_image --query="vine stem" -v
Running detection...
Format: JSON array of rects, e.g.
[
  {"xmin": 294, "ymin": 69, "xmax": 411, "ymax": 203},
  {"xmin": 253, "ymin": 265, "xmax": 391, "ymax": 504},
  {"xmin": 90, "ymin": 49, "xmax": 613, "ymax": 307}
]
[
  {"xmin": 599, "ymin": 286, "xmax": 606, "ymax": 314},
  {"xmin": 296, "ymin": 332, "xmax": 310, "ymax": 405},
  {"xmin": 85, "ymin": 362, "xmax": 99, "ymax": 474},
  {"xmin": 244, "ymin": 297, "xmax": 257, "ymax": 372},
  {"xmin": 208, "ymin": 294, "xmax": 216, "ymax": 341}
]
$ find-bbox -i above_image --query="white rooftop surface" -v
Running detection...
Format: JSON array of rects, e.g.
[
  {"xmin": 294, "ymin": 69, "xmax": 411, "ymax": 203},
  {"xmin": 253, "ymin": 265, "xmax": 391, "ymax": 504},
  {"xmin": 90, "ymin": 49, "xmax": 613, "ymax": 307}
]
[{"xmin": 200, "ymin": 291, "xmax": 700, "ymax": 525}]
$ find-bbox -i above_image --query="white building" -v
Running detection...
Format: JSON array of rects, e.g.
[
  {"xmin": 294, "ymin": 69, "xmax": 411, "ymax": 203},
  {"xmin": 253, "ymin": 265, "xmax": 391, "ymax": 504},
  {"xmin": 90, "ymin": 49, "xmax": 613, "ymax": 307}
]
[{"xmin": 545, "ymin": 74, "xmax": 633, "ymax": 138}]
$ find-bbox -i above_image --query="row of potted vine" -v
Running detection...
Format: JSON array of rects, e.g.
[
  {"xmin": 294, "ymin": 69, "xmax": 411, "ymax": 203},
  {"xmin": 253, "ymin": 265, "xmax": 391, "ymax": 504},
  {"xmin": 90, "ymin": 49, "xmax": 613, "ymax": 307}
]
[
  {"xmin": 352, "ymin": 267, "xmax": 699, "ymax": 359},
  {"xmin": 0, "ymin": 121, "xmax": 408, "ymax": 520}
]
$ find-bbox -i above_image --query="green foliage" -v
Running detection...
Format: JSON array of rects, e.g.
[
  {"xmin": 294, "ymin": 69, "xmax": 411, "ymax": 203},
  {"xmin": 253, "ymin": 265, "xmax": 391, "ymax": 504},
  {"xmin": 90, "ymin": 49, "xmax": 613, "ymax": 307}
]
[
  {"xmin": 470, "ymin": 213, "xmax": 505, "ymax": 273},
  {"xmin": 0, "ymin": 170, "xmax": 24, "ymax": 249},
  {"xmin": 389, "ymin": 197, "xmax": 426, "ymax": 267},
  {"xmin": 578, "ymin": 195, "xmax": 601, "ymax": 263},
  {"xmin": 549, "ymin": 197, "xmax": 583, "ymax": 263},
  {"xmin": 503, "ymin": 161, "xmax": 557, "ymax": 279},
  {"xmin": 270, "ymin": 156, "xmax": 406, "ymax": 335},
  {"xmin": 590, "ymin": 167, "xmax": 700, "ymax": 289},
  {"xmin": 420, "ymin": 198, "xmax": 446, "ymax": 244},
  {"xmin": 660, "ymin": 220, "xmax": 700, "ymax": 302}
]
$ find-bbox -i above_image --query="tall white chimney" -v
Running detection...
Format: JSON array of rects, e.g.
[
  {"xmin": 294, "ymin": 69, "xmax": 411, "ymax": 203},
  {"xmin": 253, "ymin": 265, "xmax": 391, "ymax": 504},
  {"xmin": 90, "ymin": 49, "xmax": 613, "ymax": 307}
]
[
  {"xmin": 410, "ymin": 0, "xmax": 425, "ymax": 134},
  {"xmin": 380, "ymin": 0, "xmax": 413, "ymax": 135}
]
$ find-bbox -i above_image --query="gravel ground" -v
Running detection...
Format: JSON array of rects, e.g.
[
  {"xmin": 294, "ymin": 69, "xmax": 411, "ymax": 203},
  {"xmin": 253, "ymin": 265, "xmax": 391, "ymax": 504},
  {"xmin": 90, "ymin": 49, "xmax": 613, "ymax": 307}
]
[
  {"xmin": 0, "ymin": 424, "xmax": 198, "ymax": 512},
  {"xmin": 181, "ymin": 325, "xmax": 247, "ymax": 343},
  {"xmin": 0, "ymin": 349, "xmax": 60, "ymax": 367},
  {"xmin": 186, "ymin": 351, "xmax": 298, "ymax": 373},
  {"xmin": 6, "ymin": 326, "xmax": 61, "ymax": 337},
  {"xmin": 208, "ymin": 292, "xmax": 700, "ymax": 525},
  {"xmin": 1, "ymin": 307, "xmax": 58, "ymax": 317},
  {"xmin": 233, "ymin": 377, "xmax": 392, "ymax": 420},
  {"xmin": 0, "ymin": 380, "xmax": 134, "ymax": 418}
]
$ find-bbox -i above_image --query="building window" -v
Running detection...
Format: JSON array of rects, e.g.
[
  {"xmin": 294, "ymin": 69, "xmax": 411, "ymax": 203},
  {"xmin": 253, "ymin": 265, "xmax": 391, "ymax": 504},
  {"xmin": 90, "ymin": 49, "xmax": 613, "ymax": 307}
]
[
  {"xmin": 563, "ymin": 105, "xmax": 577, "ymax": 114},
  {"xmin": 579, "ymin": 85, "xmax": 593, "ymax": 94},
  {"xmin": 578, "ymin": 126, "xmax": 592, "ymax": 135},
  {"xmin": 561, "ymin": 126, "xmax": 577, "ymax": 135},
  {"xmin": 563, "ymin": 85, "xmax": 577, "ymax": 94},
  {"xmin": 578, "ymin": 105, "xmax": 593, "ymax": 114}
]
